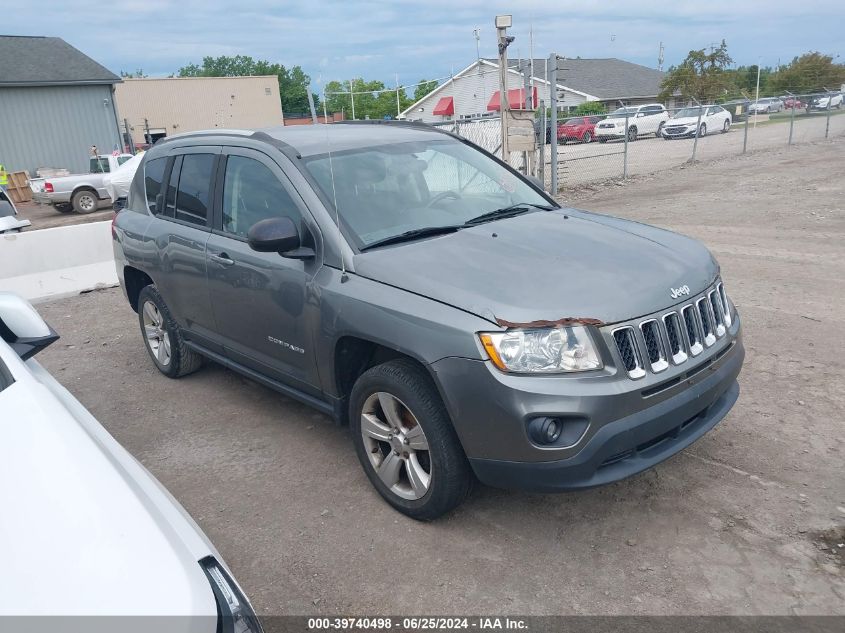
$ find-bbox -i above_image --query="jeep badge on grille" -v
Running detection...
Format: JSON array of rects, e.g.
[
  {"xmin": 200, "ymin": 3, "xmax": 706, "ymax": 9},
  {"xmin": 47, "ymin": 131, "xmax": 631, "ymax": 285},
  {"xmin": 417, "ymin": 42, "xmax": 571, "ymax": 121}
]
[{"xmin": 670, "ymin": 285, "xmax": 691, "ymax": 299}]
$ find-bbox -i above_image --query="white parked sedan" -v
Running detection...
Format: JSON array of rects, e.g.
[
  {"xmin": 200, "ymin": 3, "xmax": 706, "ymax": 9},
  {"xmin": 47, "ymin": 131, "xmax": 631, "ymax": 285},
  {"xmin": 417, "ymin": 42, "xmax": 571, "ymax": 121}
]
[
  {"xmin": 0, "ymin": 292, "xmax": 262, "ymax": 632},
  {"xmin": 661, "ymin": 105, "xmax": 732, "ymax": 139}
]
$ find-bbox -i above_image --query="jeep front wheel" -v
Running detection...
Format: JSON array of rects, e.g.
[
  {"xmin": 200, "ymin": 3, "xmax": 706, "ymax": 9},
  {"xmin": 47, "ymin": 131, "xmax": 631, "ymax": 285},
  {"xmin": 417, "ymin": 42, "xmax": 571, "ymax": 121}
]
[{"xmin": 350, "ymin": 359, "xmax": 472, "ymax": 520}]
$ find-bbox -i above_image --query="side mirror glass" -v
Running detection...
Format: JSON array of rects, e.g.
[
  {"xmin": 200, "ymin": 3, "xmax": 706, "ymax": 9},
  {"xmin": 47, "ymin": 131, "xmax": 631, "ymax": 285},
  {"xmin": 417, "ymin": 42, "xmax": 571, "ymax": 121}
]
[
  {"xmin": 0, "ymin": 292, "xmax": 59, "ymax": 360},
  {"xmin": 247, "ymin": 216, "xmax": 301, "ymax": 255}
]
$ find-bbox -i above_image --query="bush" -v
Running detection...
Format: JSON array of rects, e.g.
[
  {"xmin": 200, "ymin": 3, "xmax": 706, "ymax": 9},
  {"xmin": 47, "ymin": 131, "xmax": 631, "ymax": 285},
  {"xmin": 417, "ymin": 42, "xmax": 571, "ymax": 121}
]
[{"xmin": 572, "ymin": 101, "xmax": 606, "ymax": 115}]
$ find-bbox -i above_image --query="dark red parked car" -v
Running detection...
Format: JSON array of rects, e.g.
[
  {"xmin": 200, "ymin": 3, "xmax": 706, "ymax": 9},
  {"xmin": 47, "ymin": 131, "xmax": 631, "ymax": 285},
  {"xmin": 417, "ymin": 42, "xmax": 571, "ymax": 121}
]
[{"xmin": 558, "ymin": 115, "xmax": 605, "ymax": 144}]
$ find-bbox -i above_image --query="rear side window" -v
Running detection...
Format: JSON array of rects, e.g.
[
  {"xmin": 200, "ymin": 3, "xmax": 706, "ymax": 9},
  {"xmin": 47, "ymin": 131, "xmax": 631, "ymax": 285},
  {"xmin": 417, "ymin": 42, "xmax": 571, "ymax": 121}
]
[
  {"xmin": 90, "ymin": 157, "xmax": 110, "ymax": 173},
  {"xmin": 144, "ymin": 157, "xmax": 167, "ymax": 214},
  {"xmin": 175, "ymin": 154, "xmax": 215, "ymax": 227}
]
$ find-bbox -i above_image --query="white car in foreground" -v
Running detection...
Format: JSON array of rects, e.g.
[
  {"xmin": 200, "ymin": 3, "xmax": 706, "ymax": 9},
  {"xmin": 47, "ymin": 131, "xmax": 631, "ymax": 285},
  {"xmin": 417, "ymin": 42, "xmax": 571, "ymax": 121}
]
[
  {"xmin": 0, "ymin": 292, "xmax": 262, "ymax": 632},
  {"xmin": 661, "ymin": 105, "xmax": 732, "ymax": 139}
]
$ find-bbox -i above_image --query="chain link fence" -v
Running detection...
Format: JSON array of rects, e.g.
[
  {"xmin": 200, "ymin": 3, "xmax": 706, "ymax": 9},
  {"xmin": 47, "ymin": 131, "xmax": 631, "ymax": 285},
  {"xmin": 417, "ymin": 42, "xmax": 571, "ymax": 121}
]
[{"xmin": 432, "ymin": 92, "xmax": 845, "ymax": 192}]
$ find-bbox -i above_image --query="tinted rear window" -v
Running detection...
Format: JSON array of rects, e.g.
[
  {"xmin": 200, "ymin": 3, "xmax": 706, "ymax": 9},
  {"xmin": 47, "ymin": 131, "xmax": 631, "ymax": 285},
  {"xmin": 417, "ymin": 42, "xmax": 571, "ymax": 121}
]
[
  {"xmin": 175, "ymin": 154, "xmax": 215, "ymax": 227},
  {"xmin": 144, "ymin": 157, "xmax": 167, "ymax": 214}
]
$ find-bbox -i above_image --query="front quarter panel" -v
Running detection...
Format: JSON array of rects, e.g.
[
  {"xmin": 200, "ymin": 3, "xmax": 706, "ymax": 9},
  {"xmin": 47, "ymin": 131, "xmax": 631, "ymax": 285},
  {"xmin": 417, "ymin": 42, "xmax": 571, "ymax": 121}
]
[{"xmin": 314, "ymin": 266, "xmax": 491, "ymax": 398}]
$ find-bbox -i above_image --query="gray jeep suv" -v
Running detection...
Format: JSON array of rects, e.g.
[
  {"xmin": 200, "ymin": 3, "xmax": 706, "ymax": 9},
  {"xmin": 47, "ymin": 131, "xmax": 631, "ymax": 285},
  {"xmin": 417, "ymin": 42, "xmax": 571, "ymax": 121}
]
[{"xmin": 113, "ymin": 122, "xmax": 744, "ymax": 520}]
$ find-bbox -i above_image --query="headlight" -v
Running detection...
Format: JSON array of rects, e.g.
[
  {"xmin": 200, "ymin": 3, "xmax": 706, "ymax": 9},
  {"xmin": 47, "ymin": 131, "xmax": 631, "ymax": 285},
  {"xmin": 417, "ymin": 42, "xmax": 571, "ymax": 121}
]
[
  {"xmin": 201, "ymin": 557, "xmax": 264, "ymax": 633},
  {"xmin": 479, "ymin": 326, "xmax": 603, "ymax": 374}
]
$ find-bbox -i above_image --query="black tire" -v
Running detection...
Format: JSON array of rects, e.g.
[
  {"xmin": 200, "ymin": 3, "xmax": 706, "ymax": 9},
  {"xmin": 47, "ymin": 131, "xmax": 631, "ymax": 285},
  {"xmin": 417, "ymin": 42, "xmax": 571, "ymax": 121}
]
[
  {"xmin": 56, "ymin": 204, "xmax": 74, "ymax": 213},
  {"xmin": 627, "ymin": 126, "xmax": 637, "ymax": 142},
  {"xmin": 722, "ymin": 119, "xmax": 730, "ymax": 133},
  {"xmin": 137, "ymin": 285, "xmax": 203, "ymax": 378},
  {"xmin": 699, "ymin": 123, "xmax": 707, "ymax": 137},
  {"xmin": 71, "ymin": 188, "xmax": 99, "ymax": 214},
  {"xmin": 598, "ymin": 137, "xmax": 608, "ymax": 143},
  {"xmin": 349, "ymin": 359, "xmax": 473, "ymax": 520},
  {"xmin": 582, "ymin": 131, "xmax": 592, "ymax": 143},
  {"xmin": 655, "ymin": 122, "xmax": 664, "ymax": 138}
]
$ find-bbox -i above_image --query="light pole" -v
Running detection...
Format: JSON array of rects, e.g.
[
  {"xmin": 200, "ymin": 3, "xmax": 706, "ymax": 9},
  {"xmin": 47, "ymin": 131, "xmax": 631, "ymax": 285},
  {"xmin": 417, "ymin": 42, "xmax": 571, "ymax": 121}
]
[
  {"xmin": 753, "ymin": 61, "xmax": 761, "ymax": 128},
  {"xmin": 496, "ymin": 14, "xmax": 514, "ymax": 164}
]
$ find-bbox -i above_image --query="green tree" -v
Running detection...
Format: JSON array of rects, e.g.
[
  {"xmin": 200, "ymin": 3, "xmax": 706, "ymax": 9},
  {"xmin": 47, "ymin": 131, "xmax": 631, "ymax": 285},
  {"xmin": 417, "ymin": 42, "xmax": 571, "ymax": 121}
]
[
  {"xmin": 768, "ymin": 52, "xmax": 845, "ymax": 94},
  {"xmin": 324, "ymin": 78, "xmax": 418, "ymax": 119},
  {"xmin": 120, "ymin": 69, "xmax": 148, "ymax": 78},
  {"xmin": 413, "ymin": 79, "xmax": 438, "ymax": 102},
  {"xmin": 572, "ymin": 101, "xmax": 606, "ymax": 115},
  {"xmin": 177, "ymin": 55, "xmax": 318, "ymax": 115},
  {"xmin": 659, "ymin": 40, "xmax": 734, "ymax": 102}
]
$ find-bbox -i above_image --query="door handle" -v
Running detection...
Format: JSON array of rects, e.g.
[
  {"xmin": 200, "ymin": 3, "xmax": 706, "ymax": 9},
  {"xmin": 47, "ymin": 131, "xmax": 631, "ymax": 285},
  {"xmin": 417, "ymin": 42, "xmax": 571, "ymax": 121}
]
[{"xmin": 209, "ymin": 252, "xmax": 235, "ymax": 266}]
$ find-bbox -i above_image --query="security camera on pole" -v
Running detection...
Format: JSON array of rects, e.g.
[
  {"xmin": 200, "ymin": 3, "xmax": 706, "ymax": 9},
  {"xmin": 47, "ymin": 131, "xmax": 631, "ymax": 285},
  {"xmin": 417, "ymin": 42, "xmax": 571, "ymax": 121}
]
[{"xmin": 495, "ymin": 15, "xmax": 514, "ymax": 164}]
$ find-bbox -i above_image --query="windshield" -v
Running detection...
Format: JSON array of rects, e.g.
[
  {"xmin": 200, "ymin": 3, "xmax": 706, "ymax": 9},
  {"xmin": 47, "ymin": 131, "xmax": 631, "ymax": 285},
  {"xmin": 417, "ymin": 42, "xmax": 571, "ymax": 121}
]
[
  {"xmin": 303, "ymin": 138, "xmax": 553, "ymax": 249},
  {"xmin": 563, "ymin": 118, "xmax": 583, "ymax": 125},
  {"xmin": 609, "ymin": 107, "xmax": 638, "ymax": 117},
  {"xmin": 674, "ymin": 107, "xmax": 704, "ymax": 118}
]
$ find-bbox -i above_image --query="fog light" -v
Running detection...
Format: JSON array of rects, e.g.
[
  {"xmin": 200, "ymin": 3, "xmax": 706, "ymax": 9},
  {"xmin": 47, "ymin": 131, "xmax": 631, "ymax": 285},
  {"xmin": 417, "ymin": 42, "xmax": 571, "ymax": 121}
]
[{"xmin": 529, "ymin": 417, "xmax": 562, "ymax": 445}]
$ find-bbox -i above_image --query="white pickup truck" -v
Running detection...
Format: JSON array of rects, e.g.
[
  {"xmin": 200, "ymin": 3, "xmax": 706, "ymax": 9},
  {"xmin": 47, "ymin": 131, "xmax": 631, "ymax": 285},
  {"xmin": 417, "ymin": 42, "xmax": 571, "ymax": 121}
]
[{"xmin": 32, "ymin": 153, "xmax": 133, "ymax": 214}]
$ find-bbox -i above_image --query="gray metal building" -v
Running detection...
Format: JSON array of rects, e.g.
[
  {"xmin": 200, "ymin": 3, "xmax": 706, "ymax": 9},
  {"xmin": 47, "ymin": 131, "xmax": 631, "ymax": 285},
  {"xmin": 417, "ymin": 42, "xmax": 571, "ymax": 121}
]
[{"xmin": 0, "ymin": 35, "xmax": 122, "ymax": 176}]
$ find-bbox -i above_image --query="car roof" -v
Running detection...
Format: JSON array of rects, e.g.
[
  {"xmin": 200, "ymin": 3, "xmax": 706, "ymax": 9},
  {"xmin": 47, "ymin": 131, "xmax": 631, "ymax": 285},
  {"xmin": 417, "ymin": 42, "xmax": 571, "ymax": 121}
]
[{"xmin": 156, "ymin": 122, "xmax": 451, "ymax": 159}]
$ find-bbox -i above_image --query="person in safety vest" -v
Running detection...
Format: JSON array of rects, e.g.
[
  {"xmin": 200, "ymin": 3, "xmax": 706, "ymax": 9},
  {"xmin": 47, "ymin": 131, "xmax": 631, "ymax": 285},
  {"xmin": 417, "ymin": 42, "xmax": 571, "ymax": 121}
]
[{"xmin": 0, "ymin": 164, "xmax": 8, "ymax": 188}]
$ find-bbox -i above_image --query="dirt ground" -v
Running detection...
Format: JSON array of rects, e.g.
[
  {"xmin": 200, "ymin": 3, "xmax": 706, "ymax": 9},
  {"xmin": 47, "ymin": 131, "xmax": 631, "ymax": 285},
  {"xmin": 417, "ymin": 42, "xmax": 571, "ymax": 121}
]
[
  {"xmin": 35, "ymin": 137, "xmax": 844, "ymax": 616},
  {"xmin": 13, "ymin": 199, "xmax": 114, "ymax": 231}
]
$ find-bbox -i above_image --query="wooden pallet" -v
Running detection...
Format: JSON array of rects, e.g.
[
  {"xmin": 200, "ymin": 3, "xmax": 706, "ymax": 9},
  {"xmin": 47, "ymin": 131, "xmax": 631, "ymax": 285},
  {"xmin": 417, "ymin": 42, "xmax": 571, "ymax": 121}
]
[{"xmin": 4, "ymin": 171, "xmax": 32, "ymax": 203}]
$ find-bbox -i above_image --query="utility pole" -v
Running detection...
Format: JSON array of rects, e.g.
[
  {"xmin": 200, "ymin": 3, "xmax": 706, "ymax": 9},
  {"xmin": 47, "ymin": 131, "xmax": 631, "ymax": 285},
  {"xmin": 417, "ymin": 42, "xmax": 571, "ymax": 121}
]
[
  {"xmin": 548, "ymin": 53, "xmax": 558, "ymax": 194},
  {"xmin": 473, "ymin": 28, "xmax": 481, "ymax": 67},
  {"xmin": 307, "ymin": 84, "xmax": 319, "ymax": 124},
  {"xmin": 395, "ymin": 74, "xmax": 401, "ymax": 117},
  {"xmin": 496, "ymin": 15, "xmax": 514, "ymax": 164},
  {"xmin": 349, "ymin": 80, "xmax": 356, "ymax": 120},
  {"xmin": 658, "ymin": 42, "xmax": 665, "ymax": 71},
  {"xmin": 753, "ymin": 62, "xmax": 761, "ymax": 128}
]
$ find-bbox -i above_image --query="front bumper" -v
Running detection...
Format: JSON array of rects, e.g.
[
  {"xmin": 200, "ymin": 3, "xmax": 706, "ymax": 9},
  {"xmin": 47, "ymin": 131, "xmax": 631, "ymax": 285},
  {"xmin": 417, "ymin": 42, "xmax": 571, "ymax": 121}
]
[
  {"xmin": 595, "ymin": 127, "xmax": 625, "ymax": 139},
  {"xmin": 430, "ymin": 317, "xmax": 743, "ymax": 492},
  {"xmin": 662, "ymin": 126, "xmax": 696, "ymax": 138}
]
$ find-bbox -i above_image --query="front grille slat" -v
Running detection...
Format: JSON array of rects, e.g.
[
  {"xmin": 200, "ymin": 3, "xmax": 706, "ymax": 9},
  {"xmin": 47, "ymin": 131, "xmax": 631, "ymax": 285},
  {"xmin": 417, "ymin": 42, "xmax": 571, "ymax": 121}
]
[{"xmin": 610, "ymin": 280, "xmax": 732, "ymax": 380}]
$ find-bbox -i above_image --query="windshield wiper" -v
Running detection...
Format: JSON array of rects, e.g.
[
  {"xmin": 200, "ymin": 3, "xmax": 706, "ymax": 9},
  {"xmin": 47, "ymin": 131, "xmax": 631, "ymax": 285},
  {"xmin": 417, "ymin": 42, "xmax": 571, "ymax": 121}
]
[
  {"xmin": 464, "ymin": 203, "xmax": 556, "ymax": 226},
  {"xmin": 360, "ymin": 224, "xmax": 465, "ymax": 251}
]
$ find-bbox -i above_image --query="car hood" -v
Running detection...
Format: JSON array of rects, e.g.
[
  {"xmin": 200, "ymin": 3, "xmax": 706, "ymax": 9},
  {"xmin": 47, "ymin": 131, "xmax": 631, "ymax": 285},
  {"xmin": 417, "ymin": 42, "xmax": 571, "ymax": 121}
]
[
  {"xmin": 667, "ymin": 116, "xmax": 701, "ymax": 126},
  {"xmin": 353, "ymin": 209, "xmax": 718, "ymax": 326},
  {"xmin": 0, "ymin": 355, "xmax": 219, "ymax": 618}
]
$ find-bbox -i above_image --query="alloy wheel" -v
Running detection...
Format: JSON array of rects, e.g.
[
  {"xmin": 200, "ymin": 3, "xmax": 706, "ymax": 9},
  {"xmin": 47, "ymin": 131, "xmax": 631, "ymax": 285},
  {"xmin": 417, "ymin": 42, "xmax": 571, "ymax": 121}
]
[
  {"xmin": 142, "ymin": 300, "xmax": 171, "ymax": 366},
  {"xmin": 78, "ymin": 194, "xmax": 95, "ymax": 212},
  {"xmin": 360, "ymin": 392, "xmax": 431, "ymax": 500}
]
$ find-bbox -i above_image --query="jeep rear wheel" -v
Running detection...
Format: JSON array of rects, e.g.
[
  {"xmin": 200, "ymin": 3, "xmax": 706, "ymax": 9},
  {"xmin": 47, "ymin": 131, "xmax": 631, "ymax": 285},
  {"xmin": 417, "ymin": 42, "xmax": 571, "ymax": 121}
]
[
  {"xmin": 71, "ymin": 189, "xmax": 98, "ymax": 214},
  {"xmin": 350, "ymin": 359, "xmax": 472, "ymax": 520},
  {"xmin": 137, "ymin": 285, "xmax": 203, "ymax": 378}
]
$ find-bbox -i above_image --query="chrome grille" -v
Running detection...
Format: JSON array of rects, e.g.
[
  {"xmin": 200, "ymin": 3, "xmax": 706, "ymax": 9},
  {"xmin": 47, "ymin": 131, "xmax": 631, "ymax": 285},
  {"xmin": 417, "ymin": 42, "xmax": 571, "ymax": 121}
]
[{"xmin": 610, "ymin": 282, "xmax": 733, "ymax": 379}]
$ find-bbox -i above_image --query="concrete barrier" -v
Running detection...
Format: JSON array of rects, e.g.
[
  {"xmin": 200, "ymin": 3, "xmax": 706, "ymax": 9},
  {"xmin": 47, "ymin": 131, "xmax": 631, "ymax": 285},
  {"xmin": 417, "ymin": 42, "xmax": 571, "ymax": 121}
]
[{"xmin": 0, "ymin": 221, "xmax": 118, "ymax": 302}]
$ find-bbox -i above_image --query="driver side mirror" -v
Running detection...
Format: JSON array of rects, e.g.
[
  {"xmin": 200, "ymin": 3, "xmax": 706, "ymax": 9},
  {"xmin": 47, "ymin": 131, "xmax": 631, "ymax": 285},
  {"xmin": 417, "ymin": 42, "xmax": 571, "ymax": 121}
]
[
  {"xmin": 247, "ymin": 216, "xmax": 313, "ymax": 259},
  {"xmin": 0, "ymin": 292, "xmax": 60, "ymax": 360}
]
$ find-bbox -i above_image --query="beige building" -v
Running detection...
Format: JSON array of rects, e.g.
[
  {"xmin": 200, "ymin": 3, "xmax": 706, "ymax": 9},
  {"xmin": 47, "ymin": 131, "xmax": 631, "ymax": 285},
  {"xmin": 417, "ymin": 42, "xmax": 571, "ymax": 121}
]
[{"xmin": 115, "ymin": 76, "xmax": 283, "ymax": 146}]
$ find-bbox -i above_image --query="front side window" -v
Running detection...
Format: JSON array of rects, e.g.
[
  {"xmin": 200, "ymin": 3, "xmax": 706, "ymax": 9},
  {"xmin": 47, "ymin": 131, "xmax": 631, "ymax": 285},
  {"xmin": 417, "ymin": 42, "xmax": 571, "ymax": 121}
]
[
  {"xmin": 303, "ymin": 138, "xmax": 552, "ymax": 249},
  {"xmin": 174, "ymin": 154, "xmax": 215, "ymax": 226},
  {"xmin": 117, "ymin": 155, "xmax": 132, "ymax": 166},
  {"xmin": 144, "ymin": 157, "xmax": 167, "ymax": 214},
  {"xmin": 222, "ymin": 156, "xmax": 303, "ymax": 238}
]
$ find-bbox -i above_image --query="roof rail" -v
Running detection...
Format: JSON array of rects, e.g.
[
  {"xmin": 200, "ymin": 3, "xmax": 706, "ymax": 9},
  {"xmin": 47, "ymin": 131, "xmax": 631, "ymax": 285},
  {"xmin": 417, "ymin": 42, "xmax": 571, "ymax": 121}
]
[{"xmin": 333, "ymin": 118, "xmax": 464, "ymax": 141}]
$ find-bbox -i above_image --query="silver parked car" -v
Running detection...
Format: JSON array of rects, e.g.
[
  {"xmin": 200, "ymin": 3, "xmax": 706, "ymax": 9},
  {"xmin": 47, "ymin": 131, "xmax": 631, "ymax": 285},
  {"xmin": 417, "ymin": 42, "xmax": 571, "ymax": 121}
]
[
  {"xmin": 0, "ymin": 292, "xmax": 262, "ymax": 631},
  {"xmin": 749, "ymin": 97, "xmax": 783, "ymax": 113}
]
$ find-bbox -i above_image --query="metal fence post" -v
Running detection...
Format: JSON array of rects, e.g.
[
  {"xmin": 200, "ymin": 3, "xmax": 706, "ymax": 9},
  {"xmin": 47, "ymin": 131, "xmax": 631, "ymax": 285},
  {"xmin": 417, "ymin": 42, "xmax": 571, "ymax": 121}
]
[
  {"xmin": 788, "ymin": 95, "xmax": 796, "ymax": 145},
  {"xmin": 691, "ymin": 100, "xmax": 704, "ymax": 163},
  {"xmin": 742, "ymin": 100, "xmax": 749, "ymax": 154},
  {"xmin": 825, "ymin": 91, "xmax": 832, "ymax": 139},
  {"xmin": 549, "ymin": 54, "xmax": 558, "ymax": 195},
  {"xmin": 622, "ymin": 110, "xmax": 629, "ymax": 179},
  {"xmin": 539, "ymin": 99, "xmax": 546, "ymax": 190}
]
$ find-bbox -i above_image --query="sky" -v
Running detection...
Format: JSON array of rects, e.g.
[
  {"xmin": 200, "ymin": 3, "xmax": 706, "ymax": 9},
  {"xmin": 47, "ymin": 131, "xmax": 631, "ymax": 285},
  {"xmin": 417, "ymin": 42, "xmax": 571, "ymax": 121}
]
[{"xmin": 5, "ymin": 0, "xmax": 843, "ymax": 92}]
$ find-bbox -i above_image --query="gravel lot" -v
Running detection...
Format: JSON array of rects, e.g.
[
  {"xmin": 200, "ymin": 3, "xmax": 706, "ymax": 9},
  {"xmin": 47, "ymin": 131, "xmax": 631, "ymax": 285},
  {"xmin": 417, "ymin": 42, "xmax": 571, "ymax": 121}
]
[{"xmin": 35, "ymin": 137, "xmax": 844, "ymax": 616}]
